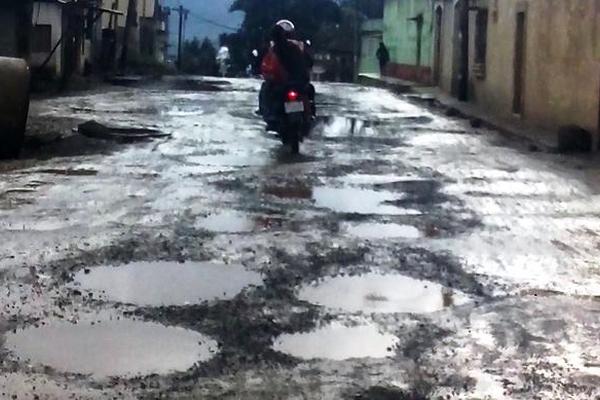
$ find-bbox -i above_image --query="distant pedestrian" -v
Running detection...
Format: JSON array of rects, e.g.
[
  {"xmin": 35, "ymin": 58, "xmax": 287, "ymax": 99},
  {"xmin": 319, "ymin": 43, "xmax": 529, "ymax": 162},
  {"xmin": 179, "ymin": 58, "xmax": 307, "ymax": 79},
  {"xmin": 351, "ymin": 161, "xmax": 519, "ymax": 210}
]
[
  {"xmin": 217, "ymin": 46, "xmax": 231, "ymax": 77},
  {"xmin": 250, "ymin": 49, "xmax": 261, "ymax": 76},
  {"xmin": 376, "ymin": 42, "xmax": 390, "ymax": 75}
]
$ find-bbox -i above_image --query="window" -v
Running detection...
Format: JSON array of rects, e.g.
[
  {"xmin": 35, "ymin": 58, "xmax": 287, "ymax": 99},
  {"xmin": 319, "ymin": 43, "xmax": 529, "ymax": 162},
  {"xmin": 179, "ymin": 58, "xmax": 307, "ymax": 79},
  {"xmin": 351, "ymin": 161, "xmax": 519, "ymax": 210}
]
[{"xmin": 32, "ymin": 24, "xmax": 52, "ymax": 53}]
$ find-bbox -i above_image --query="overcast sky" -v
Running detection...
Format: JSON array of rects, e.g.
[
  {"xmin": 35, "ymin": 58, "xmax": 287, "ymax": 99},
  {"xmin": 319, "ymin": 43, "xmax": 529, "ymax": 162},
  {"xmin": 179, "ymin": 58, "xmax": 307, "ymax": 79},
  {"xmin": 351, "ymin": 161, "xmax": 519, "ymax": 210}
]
[{"xmin": 162, "ymin": 0, "xmax": 244, "ymax": 48}]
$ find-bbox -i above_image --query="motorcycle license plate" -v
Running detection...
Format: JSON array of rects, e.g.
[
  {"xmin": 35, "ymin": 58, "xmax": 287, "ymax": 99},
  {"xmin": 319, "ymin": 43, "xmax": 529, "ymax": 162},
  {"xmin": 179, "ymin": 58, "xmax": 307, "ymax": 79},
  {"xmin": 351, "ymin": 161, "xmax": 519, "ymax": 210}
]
[{"xmin": 285, "ymin": 101, "xmax": 304, "ymax": 113}]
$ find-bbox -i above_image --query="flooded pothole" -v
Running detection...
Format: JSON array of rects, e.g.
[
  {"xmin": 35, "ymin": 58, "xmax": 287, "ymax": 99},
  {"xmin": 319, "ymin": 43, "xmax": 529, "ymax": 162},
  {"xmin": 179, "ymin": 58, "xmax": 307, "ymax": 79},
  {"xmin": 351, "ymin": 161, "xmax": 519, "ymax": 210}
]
[
  {"xmin": 188, "ymin": 154, "xmax": 269, "ymax": 168},
  {"xmin": 313, "ymin": 187, "xmax": 421, "ymax": 215},
  {"xmin": 272, "ymin": 322, "xmax": 398, "ymax": 360},
  {"xmin": 319, "ymin": 117, "xmax": 373, "ymax": 137},
  {"xmin": 317, "ymin": 116, "xmax": 433, "ymax": 138},
  {"xmin": 196, "ymin": 211, "xmax": 254, "ymax": 233},
  {"xmin": 343, "ymin": 222, "xmax": 422, "ymax": 239},
  {"xmin": 4, "ymin": 318, "xmax": 218, "ymax": 378},
  {"xmin": 72, "ymin": 261, "xmax": 263, "ymax": 306},
  {"xmin": 338, "ymin": 174, "xmax": 417, "ymax": 185},
  {"xmin": 298, "ymin": 273, "xmax": 465, "ymax": 314}
]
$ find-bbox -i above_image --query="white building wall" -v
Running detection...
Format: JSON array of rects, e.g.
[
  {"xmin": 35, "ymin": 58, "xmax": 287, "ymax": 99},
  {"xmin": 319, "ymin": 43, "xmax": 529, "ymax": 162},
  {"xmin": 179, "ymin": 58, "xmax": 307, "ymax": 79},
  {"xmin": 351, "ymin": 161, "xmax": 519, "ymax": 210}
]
[{"xmin": 102, "ymin": 0, "xmax": 128, "ymax": 29}]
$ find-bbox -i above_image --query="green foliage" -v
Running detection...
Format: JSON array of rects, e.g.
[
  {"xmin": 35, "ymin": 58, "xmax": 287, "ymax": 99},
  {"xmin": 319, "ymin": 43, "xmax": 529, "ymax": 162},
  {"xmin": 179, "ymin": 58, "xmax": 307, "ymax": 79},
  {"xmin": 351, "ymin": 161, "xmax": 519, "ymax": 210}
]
[
  {"xmin": 224, "ymin": 0, "xmax": 341, "ymax": 74},
  {"xmin": 230, "ymin": 0, "xmax": 341, "ymax": 45},
  {"xmin": 181, "ymin": 37, "xmax": 219, "ymax": 76},
  {"xmin": 340, "ymin": 0, "xmax": 384, "ymax": 19},
  {"xmin": 219, "ymin": 32, "xmax": 248, "ymax": 77},
  {"xmin": 313, "ymin": 6, "xmax": 363, "ymax": 53},
  {"xmin": 223, "ymin": 0, "xmax": 383, "ymax": 76},
  {"xmin": 129, "ymin": 55, "xmax": 175, "ymax": 77}
]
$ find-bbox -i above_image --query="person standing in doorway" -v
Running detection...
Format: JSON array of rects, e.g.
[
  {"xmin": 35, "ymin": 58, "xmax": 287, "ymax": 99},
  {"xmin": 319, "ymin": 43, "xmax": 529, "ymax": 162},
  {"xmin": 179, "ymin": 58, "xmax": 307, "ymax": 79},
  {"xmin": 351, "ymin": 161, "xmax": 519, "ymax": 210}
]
[{"xmin": 376, "ymin": 42, "xmax": 390, "ymax": 76}]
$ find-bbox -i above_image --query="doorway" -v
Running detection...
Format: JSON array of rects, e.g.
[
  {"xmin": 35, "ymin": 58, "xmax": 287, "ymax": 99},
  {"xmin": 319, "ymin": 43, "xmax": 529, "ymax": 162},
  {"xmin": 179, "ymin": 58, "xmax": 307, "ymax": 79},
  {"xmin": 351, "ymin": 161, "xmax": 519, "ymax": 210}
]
[
  {"xmin": 433, "ymin": 6, "xmax": 443, "ymax": 84},
  {"xmin": 452, "ymin": 0, "xmax": 469, "ymax": 101},
  {"xmin": 513, "ymin": 11, "xmax": 526, "ymax": 115}
]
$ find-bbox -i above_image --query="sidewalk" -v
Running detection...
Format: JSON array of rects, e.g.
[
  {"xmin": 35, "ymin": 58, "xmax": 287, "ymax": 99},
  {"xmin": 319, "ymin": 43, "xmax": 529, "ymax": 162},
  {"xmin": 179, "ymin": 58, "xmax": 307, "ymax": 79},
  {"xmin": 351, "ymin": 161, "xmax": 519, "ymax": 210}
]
[{"xmin": 358, "ymin": 73, "xmax": 557, "ymax": 151}]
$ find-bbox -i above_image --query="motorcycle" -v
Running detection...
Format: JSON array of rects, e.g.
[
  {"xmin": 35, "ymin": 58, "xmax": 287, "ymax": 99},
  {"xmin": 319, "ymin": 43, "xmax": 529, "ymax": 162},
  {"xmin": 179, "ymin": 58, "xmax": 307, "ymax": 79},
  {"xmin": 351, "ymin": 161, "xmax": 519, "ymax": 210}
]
[
  {"xmin": 262, "ymin": 82, "xmax": 313, "ymax": 154},
  {"xmin": 260, "ymin": 45, "xmax": 315, "ymax": 154}
]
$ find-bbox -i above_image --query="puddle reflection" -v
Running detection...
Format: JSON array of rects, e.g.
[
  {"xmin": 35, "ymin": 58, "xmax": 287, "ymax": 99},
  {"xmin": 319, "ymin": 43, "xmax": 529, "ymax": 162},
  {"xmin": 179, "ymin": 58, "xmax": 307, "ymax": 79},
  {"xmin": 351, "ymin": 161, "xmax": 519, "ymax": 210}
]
[
  {"xmin": 313, "ymin": 187, "xmax": 421, "ymax": 215},
  {"xmin": 5, "ymin": 318, "xmax": 218, "ymax": 378},
  {"xmin": 273, "ymin": 322, "xmax": 398, "ymax": 360},
  {"xmin": 72, "ymin": 261, "xmax": 263, "ymax": 306},
  {"xmin": 298, "ymin": 273, "xmax": 465, "ymax": 314}
]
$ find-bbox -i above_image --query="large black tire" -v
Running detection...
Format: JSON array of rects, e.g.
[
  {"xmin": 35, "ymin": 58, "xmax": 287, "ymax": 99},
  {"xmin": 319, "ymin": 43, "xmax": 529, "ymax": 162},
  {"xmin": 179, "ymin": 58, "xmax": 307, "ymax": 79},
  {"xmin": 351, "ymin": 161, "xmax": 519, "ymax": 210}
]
[{"xmin": 283, "ymin": 116, "xmax": 302, "ymax": 154}]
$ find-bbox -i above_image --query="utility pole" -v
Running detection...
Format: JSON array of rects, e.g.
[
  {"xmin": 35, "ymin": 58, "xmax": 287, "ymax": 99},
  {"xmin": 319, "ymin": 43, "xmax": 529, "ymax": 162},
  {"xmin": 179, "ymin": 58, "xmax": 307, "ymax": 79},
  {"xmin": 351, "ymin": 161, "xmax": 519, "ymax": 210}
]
[
  {"xmin": 120, "ymin": 0, "xmax": 138, "ymax": 73},
  {"xmin": 171, "ymin": 6, "xmax": 189, "ymax": 71},
  {"xmin": 353, "ymin": 0, "xmax": 359, "ymax": 82}
]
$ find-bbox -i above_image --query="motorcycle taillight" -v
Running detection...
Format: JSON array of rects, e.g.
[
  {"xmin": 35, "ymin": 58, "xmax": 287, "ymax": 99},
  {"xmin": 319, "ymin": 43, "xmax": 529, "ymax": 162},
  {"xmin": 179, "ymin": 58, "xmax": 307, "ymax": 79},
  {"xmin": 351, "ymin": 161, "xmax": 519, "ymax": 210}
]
[{"xmin": 287, "ymin": 91, "xmax": 299, "ymax": 102}]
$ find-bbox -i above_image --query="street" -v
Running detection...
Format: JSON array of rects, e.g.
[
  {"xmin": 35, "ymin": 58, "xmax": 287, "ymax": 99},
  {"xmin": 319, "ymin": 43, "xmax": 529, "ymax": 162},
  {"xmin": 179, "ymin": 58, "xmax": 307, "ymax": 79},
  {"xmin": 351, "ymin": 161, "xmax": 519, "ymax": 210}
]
[{"xmin": 1, "ymin": 78, "xmax": 599, "ymax": 399}]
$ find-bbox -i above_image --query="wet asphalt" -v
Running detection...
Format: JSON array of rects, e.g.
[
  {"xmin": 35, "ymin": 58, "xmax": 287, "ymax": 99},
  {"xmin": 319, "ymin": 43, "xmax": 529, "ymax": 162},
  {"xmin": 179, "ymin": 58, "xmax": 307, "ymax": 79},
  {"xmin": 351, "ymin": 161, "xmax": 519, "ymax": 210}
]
[{"xmin": 0, "ymin": 77, "xmax": 599, "ymax": 399}]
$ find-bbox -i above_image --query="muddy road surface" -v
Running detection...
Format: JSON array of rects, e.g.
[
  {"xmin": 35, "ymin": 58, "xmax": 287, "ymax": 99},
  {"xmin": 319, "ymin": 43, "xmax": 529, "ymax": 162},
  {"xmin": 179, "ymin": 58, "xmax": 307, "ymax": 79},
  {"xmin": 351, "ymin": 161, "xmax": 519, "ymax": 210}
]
[{"xmin": 1, "ymin": 78, "xmax": 599, "ymax": 399}]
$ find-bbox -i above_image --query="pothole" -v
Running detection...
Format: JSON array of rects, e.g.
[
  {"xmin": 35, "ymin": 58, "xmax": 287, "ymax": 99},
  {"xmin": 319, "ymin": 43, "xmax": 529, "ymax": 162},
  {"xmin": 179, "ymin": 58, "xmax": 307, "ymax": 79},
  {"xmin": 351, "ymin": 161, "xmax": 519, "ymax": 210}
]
[
  {"xmin": 263, "ymin": 184, "xmax": 313, "ymax": 199},
  {"xmin": 272, "ymin": 321, "xmax": 398, "ymax": 360},
  {"xmin": 196, "ymin": 211, "xmax": 254, "ymax": 233},
  {"xmin": 72, "ymin": 261, "xmax": 263, "ymax": 306},
  {"xmin": 343, "ymin": 222, "xmax": 422, "ymax": 239},
  {"xmin": 188, "ymin": 154, "xmax": 268, "ymax": 168},
  {"xmin": 339, "ymin": 174, "xmax": 420, "ymax": 185},
  {"xmin": 319, "ymin": 116, "xmax": 372, "ymax": 137},
  {"xmin": 298, "ymin": 273, "xmax": 466, "ymax": 314},
  {"xmin": 313, "ymin": 187, "xmax": 421, "ymax": 215},
  {"xmin": 4, "ymin": 318, "xmax": 218, "ymax": 378}
]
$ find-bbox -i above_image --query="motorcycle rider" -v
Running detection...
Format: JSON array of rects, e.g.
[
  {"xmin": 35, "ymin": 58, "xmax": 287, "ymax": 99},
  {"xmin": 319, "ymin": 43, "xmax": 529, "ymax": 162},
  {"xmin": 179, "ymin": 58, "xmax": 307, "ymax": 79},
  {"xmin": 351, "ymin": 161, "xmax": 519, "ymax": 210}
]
[{"xmin": 259, "ymin": 20, "xmax": 314, "ymax": 129}]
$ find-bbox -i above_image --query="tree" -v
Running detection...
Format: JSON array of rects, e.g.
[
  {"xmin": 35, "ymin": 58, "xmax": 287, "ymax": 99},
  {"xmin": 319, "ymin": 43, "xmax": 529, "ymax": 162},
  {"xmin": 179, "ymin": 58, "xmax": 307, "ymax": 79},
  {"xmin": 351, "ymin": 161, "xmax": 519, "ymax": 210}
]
[
  {"xmin": 340, "ymin": 0, "xmax": 384, "ymax": 19},
  {"xmin": 222, "ymin": 0, "xmax": 381, "ymax": 78},
  {"xmin": 219, "ymin": 32, "xmax": 248, "ymax": 77},
  {"xmin": 225, "ymin": 0, "xmax": 342, "ymax": 74},
  {"xmin": 181, "ymin": 37, "xmax": 219, "ymax": 76}
]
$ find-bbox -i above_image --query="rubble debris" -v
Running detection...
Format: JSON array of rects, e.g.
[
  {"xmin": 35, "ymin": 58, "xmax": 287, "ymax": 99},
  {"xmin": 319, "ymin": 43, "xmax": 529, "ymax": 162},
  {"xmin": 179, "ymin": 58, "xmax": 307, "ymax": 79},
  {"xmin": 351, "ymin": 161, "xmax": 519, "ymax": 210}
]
[{"xmin": 77, "ymin": 121, "xmax": 170, "ymax": 142}]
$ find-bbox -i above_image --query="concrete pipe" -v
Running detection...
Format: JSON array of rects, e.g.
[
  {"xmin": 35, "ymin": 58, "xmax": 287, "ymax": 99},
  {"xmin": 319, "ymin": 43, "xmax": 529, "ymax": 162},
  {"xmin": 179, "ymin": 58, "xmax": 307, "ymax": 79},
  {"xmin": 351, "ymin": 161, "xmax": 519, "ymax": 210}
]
[{"xmin": 0, "ymin": 56, "xmax": 30, "ymax": 159}]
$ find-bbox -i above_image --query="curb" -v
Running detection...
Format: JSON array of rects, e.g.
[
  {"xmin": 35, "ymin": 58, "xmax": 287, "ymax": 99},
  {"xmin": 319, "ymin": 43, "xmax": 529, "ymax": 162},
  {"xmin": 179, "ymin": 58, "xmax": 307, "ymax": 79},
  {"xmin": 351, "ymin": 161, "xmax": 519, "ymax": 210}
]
[{"xmin": 358, "ymin": 74, "xmax": 557, "ymax": 153}]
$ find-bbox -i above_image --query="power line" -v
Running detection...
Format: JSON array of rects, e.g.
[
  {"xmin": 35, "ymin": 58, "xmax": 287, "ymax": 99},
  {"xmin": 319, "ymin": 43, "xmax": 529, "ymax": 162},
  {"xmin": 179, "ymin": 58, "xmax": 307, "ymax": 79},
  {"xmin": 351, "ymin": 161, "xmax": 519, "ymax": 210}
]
[{"xmin": 187, "ymin": 12, "xmax": 239, "ymax": 32}]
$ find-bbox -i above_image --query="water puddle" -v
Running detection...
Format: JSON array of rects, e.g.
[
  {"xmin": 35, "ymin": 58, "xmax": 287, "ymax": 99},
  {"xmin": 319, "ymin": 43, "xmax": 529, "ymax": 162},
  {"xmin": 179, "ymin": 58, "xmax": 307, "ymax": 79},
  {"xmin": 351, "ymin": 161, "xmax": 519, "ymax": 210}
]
[
  {"xmin": 320, "ymin": 116, "xmax": 372, "ymax": 137},
  {"xmin": 313, "ymin": 187, "xmax": 421, "ymax": 215},
  {"xmin": 318, "ymin": 116, "xmax": 433, "ymax": 137},
  {"xmin": 196, "ymin": 211, "xmax": 254, "ymax": 233},
  {"xmin": 344, "ymin": 222, "xmax": 422, "ymax": 239},
  {"xmin": 188, "ymin": 154, "xmax": 268, "ymax": 168},
  {"xmin": 172, "ymin": 79, "xmax": 226, "ymax": 92},
  {"xmin": 72, "ymin": 261, "xmax": 263, "ymax": 306},
  {"xmin": 339, "ymin": 174, "xmax": 418, "ymax": 185},
  {"xmin": 298, "ymin": 273, "xmax": 464, "ymax": 314},
  {"xmin": 273, "ymin": 322, "xmax": 398, "ymax": 360},
  {"xmin": 4, "ymin": 318, "xmax": 218, "ymax": 378}
]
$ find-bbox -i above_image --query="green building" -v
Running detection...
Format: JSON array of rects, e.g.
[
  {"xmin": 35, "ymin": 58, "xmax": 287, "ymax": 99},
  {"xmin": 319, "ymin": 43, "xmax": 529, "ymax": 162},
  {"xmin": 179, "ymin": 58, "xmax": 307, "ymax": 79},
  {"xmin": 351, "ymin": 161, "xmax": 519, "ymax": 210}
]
[{"xmin": 382, "ymin": 0, "xmax": 433, "ymax": 83}]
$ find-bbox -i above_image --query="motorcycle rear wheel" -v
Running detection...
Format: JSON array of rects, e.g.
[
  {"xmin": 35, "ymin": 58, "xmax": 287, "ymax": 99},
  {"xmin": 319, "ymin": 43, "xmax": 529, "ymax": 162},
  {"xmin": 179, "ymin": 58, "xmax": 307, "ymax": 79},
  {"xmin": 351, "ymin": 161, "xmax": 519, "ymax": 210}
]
[{"xmin": 290, "ymin": 132, "xmax": 300, "ymax": 154}]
